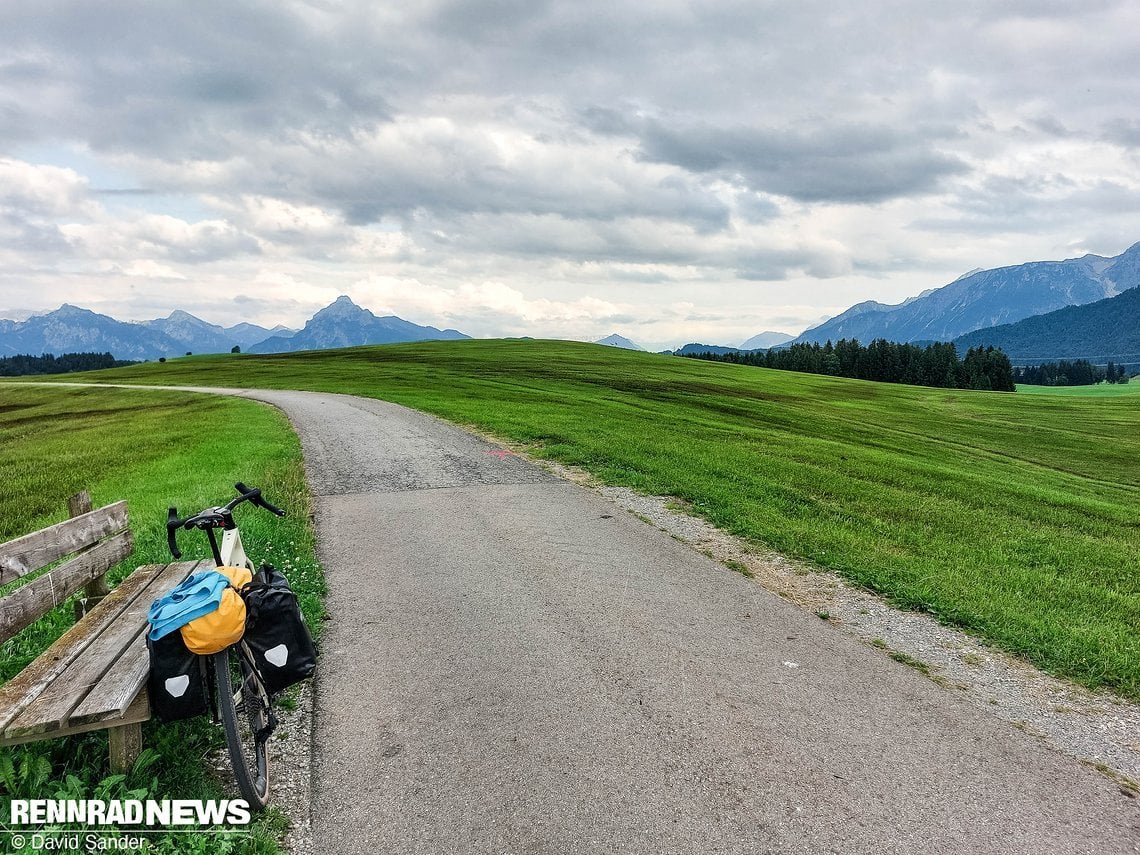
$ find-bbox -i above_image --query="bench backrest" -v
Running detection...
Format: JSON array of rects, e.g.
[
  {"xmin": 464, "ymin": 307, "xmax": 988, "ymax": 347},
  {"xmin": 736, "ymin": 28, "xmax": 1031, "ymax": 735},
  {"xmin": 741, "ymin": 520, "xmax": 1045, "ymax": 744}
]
[{"xmin": 0, "ymin": 493, "xmax": 134, "ymax": 643}]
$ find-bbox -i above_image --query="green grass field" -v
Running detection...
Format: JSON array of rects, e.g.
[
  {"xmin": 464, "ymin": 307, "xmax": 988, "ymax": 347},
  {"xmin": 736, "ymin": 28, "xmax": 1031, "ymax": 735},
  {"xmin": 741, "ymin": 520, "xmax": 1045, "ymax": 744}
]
[
  {"xmin": 35, "ymin": 340, "xmax": 1140, "ymax": 702},
  {"xmin": 0, "ymin": 384, "xmax": 323, "ymax": 854},
  {"xmin": 1017, "ymin": 381, "xmax": 1140, "ymax": 397}
]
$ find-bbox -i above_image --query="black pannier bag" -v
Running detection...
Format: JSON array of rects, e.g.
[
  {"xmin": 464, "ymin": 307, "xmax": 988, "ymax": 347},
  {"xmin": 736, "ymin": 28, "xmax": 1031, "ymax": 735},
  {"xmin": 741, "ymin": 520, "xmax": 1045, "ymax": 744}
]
[
  {"xmin": 146, "ymin": 630, "xmax": 209, "ymax": 722},
  {"xmin": 240, "ymin": 564, "xmax": 316, "ymax": 695}
]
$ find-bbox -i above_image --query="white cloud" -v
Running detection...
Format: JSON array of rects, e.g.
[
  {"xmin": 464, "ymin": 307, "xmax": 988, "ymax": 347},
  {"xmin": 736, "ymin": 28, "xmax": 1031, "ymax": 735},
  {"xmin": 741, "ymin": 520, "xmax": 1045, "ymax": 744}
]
[
  {"xmin": 104, "ymin": 259, "xmax": 187, "ymax": 280},
  {"xmin": 353, "ymin": 276, "xmax": 636, "ymax": 337},
  {"xmin": 0, "ymin": 158, "xmax": 94, "ymax": 218},
  {"xmin": 60, "ymin": 214, "xmax": 260, "ymax": 264}
]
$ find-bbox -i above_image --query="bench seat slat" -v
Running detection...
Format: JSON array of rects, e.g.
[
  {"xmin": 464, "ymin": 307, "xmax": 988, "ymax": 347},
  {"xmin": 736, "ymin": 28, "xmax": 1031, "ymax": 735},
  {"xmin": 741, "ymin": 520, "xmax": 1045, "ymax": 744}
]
[
  {"xmin": 0, "ymin": 560, "xmax": 204, "ymax": 738},
  {"xmin": 70, "ymin": 633, "xmax": 151, "ymax": 726},
  {"xmin": 0, "ymin": 691, "xmax": 150, "ymax": 749},
  {"xmin": 0, "ymin": 502, "xmax": 128, "ymax": 583},
  {"xmin": 72, "ymin": 561, "xmax": 202, "ymax": 726},
  {"xmin": 0, "ymin": 530, "xmax": 136, "ymax": 644}
]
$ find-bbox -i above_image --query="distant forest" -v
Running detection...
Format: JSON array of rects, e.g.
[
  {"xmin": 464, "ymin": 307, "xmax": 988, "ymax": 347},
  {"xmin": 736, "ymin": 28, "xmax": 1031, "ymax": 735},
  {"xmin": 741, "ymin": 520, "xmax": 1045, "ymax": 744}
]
[
  {"xmin": 954, "ymin": 283, "xmax": 1140, "ymax": 364},
  {"xmin": 682, "ymin": 339, "xmax": 1016, "ymax": 391},
  {"xmin": 0, "ymin": 352, "xmax": 138, "ymax": 376},
  {"xmin": 1014, "ymin": 360, "xmax": 1131, "ymax": 386}
]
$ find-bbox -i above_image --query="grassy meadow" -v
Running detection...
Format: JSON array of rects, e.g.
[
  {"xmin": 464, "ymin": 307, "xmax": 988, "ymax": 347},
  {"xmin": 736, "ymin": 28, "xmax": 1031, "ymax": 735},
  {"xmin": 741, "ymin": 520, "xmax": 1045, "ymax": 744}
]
[
  {"xmin": 0, "ymin": 384, "xmax": 323, "ymax": 854},
  {"xmin": 37, "ymin": 339, "xmax": 1140, "ymax": 702},
  {"xmin": 1017, "ymin": 381, "xmax": 1140, "ymax": 397}
]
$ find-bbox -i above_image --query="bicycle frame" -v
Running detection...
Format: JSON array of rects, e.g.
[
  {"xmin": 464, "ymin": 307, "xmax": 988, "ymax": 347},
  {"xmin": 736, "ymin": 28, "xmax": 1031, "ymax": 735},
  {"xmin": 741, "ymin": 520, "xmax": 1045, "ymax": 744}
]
[{"xmin": 205, "ymin": 526, "xmax": 253, "ymax": 571}]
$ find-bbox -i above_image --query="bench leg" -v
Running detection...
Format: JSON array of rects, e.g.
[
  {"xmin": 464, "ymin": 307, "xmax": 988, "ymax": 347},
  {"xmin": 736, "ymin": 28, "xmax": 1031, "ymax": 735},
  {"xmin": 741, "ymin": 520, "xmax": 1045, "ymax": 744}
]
[{"xmin": 109, "ymin": 723, "xmax": 142, "ymax": 773}]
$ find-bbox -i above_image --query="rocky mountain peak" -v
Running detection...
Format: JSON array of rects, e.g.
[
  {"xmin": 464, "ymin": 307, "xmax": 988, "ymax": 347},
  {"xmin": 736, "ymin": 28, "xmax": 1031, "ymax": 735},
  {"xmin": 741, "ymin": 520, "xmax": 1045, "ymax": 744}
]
[
  {"xmin": 53, "ymin": 304, "xmax": 96, "ymax": 318},
  {"xmin": 595, "ymin": 333, "xmax": 643, "ymax": 350}
]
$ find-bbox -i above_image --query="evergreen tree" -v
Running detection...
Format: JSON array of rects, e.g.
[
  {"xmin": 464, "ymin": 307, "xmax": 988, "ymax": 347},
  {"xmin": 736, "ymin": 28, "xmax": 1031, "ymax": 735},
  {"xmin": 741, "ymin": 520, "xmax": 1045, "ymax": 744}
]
[
  {"xmin": 681, "ymin": 339, "xmax": 1015, "ymax": 391},
  {"xmin": 0, "ymin": 352, "xmax": 137, "ymax": 376}
]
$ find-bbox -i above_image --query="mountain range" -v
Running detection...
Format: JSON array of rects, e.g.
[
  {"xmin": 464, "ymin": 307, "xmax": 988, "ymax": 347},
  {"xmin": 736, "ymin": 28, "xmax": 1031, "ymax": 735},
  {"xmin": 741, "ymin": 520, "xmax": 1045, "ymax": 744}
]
[
  {"xmin": 6, "ymin": 241, "xmax": 1139, "ymax": 364},
  {"xmin": 248, "ymin": 296, "xmax": 469, "ymax": 353},
  {"xmin": 0, "ymin": 304, "xmax": 271, "ymax": 361},
  {"xmin": 0, "ymin": 296, "xmax": 469, "ymax": 361},
  {"xmin": 147, "ymin": 310, "xmax": 293, "ymax": 353},
  {"xmin": 795, "ymin": 242, "xmax": 1140, "ymax": 347},
  {"xmin": 954, "ymin": 284, "xmax": 1140, "ymax": 364}
]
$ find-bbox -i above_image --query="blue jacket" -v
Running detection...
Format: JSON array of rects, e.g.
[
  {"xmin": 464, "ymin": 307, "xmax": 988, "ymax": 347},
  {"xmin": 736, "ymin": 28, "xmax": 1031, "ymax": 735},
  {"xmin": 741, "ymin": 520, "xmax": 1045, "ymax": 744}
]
[{"xmin": 147, "ymin": 570, "xmax": 229, "ymax": 641}]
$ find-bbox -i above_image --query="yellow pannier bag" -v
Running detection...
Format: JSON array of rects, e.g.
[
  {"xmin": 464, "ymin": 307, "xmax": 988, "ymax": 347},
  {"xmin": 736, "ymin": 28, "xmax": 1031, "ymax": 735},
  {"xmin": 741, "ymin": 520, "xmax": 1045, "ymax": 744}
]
[{"xmin": 179, "ymin": 566, "xmax": 253, "ymax": 654}]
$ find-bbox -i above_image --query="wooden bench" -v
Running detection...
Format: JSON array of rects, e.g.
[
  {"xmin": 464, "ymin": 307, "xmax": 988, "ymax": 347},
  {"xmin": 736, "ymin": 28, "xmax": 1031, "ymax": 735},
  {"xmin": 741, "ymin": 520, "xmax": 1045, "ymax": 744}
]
[{"xmin": 0, "ymin": 492, "xmax": 204, "ymax": 771}]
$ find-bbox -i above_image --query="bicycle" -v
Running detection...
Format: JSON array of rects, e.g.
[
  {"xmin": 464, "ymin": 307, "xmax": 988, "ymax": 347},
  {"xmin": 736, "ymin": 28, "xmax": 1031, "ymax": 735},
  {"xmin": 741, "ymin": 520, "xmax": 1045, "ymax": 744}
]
[{"xmin": 165, "ymin": 482, "xmax": 286, "ymax": 810}]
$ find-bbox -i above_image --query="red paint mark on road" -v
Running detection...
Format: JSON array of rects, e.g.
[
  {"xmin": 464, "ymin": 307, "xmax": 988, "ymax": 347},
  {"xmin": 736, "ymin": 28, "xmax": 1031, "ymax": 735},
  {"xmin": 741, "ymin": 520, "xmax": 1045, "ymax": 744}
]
[{"xmin": 485, "ymin": 449, "xmax": 513, "ymax": 459}]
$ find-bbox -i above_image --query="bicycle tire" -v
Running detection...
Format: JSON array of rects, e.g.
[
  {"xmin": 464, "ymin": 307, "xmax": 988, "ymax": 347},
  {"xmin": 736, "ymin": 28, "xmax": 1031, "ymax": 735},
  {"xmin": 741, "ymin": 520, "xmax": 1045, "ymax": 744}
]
[{"xmin": 213, "ymin": 644, "xmax": 272, "ymax": 809}]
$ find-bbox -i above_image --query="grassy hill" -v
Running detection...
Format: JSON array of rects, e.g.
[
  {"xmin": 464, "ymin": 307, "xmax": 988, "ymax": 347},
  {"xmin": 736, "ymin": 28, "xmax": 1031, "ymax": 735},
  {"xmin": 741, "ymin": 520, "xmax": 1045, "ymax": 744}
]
[{"xmin": 47, "ymin": 339, "xmax": 1140, "ymax": 700}]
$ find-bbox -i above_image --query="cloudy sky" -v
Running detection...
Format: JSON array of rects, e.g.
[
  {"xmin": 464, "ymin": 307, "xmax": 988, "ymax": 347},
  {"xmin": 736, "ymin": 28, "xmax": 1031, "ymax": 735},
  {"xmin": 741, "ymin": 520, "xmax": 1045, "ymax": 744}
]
[{"xmin": 2, "ymin": 1, "xmax": 1139, "ymax": 349}]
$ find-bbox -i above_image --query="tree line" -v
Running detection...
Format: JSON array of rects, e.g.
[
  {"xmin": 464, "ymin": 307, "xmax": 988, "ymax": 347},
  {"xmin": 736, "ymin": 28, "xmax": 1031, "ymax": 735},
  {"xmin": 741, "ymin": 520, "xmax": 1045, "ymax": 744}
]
[
  {"xmin": 0, "ymin": 352, "xmax": 138, "ymax": 376},
  {"xmin": 682, "ymin": 339, "xmax": 1016, "ymax": 391},
  {"xmin": 1013, "ymin": 360, "xmax": 1131, "ymax": 386}
]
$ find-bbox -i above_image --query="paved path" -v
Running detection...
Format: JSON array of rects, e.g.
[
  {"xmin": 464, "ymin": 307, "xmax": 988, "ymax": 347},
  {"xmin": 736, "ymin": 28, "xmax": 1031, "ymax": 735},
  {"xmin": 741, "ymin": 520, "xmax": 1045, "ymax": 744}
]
[{"xmin": 36, "ymin": 384, "xmax": 1140, "ymax": 852}]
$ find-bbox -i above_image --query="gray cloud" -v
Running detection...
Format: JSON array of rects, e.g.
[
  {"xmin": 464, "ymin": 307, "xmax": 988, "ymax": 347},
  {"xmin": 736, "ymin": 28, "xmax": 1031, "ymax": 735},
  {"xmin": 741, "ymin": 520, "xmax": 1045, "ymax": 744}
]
[
  {"xmin": 0, "ymin": 211, "xmax": 74, "ymax": 255},
  {"xmin": 1102, "ymin": 119, "xmax": 1140, "ymax": 148},
  {"xmin": 629, "ymin": 120, "xmax": 970, "ymax": 204},
  {"xmin": 913, "ymin": 175, "xmax": 1140, "ymax": 237},
  {"xmin": 138, "ymin": 118, "xmax": 736, "ymax": 233},
  {"xmin": 0, "ymin": 1, "xmax": 393, "ymax": 157}
]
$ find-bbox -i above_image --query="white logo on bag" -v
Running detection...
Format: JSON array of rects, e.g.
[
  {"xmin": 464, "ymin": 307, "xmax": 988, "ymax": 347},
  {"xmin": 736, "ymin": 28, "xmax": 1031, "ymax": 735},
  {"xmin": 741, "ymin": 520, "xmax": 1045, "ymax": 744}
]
[
  {"xmin": 165, "ymin": 675, "xmax": 190, "ymax": 698},
  {"xmin": 264, "ymin": 644, "xmax": 289, "ymax": 668}
]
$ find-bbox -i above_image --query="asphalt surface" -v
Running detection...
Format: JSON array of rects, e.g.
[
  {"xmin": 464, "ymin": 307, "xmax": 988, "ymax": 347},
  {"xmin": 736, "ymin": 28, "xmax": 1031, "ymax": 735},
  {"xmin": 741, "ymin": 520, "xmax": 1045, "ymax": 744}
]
[{"xmin": 39, "ymin": 384, "xmax": 1140, "ymax": 852}]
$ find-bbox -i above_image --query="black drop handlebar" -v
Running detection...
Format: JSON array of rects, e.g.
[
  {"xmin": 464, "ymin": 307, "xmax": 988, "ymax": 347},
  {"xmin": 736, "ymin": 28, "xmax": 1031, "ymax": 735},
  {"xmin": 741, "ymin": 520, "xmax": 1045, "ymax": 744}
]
[{"xmin": 166, "ymin": 482, "xmax": 285, "ymax": 559}]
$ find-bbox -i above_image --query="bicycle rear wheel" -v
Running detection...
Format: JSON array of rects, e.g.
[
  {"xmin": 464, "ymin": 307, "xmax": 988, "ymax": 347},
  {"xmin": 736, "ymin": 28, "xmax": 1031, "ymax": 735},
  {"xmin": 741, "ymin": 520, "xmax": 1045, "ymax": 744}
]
[{"xmin": 213, "ymin": 643, "xmax": 273, "ymax": 809}]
